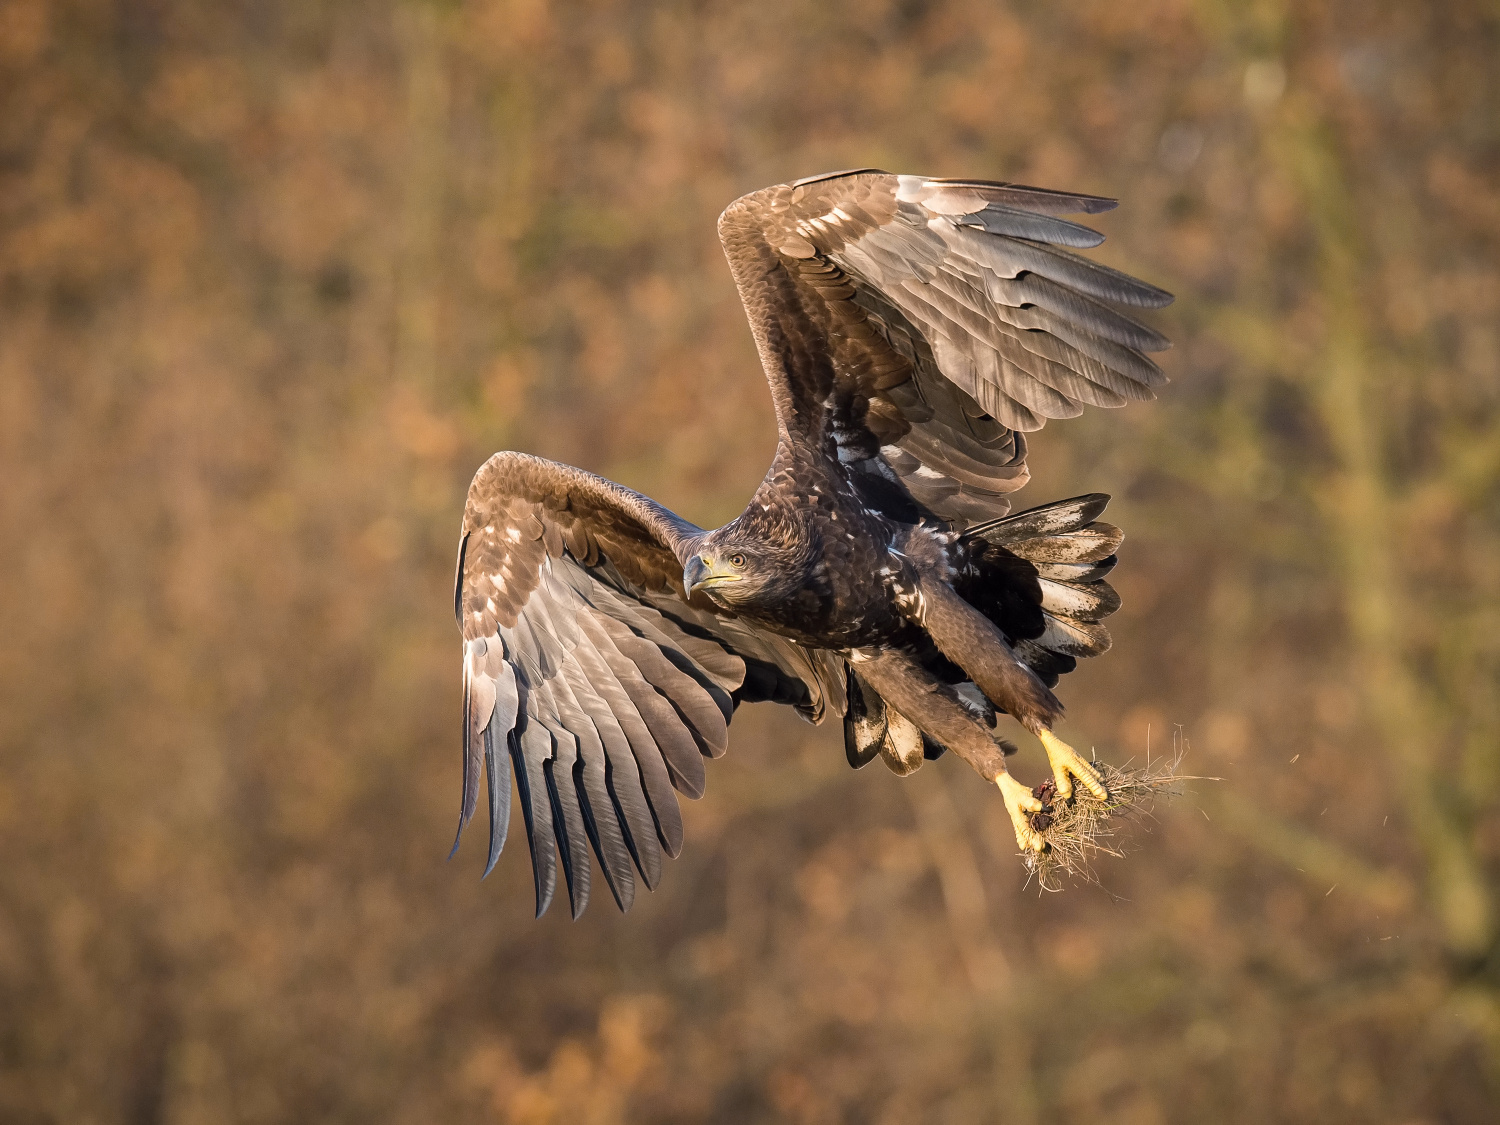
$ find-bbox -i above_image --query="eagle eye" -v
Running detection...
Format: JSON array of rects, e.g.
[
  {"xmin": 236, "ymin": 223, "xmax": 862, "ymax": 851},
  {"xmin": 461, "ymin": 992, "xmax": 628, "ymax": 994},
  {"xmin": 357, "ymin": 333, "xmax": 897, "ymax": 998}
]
[{"xmin": 727, "ymin": 552, "xmax": 747, "ymax": 568}]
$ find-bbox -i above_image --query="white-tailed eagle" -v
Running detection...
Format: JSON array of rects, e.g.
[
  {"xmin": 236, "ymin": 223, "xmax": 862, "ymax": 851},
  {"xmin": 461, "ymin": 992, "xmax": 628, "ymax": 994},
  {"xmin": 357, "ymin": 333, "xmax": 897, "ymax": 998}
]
[{"xmin": 453, "ymin": 170, "xmax": 1172, "ymax": 916}]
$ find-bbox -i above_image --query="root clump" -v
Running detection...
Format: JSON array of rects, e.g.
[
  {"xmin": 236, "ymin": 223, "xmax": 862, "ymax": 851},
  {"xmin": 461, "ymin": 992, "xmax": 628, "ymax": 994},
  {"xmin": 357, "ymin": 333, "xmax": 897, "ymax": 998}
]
[{"xmin": 1023, "ymin": 758, "xmax": 1193, "ymax": 892}]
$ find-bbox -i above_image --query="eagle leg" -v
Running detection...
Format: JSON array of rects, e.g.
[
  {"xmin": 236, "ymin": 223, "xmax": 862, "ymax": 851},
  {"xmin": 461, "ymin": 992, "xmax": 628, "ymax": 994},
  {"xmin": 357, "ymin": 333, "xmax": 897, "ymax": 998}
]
[
  {"xmin": 1037, "ymin": 729, "xmax": 1107, "ymax": 802},
  {"xmin": 848, "ymin": 648, "xmax": 1045, "ymax": 852},
  {"xmin": 997, "ymin": 772, "xmax": 1047, "ymax": 854}
]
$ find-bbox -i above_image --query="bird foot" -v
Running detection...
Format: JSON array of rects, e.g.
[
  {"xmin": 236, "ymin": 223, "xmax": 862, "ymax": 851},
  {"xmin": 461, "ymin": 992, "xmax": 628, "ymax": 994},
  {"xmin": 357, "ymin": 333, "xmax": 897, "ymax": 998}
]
[
  {"xmin": 1037, "ymin": 729, "xmax": 1107, "ymax": 802},
  {"xmin": 997, "ymin": 772, "xmax": 1046, "ymax": 853}
]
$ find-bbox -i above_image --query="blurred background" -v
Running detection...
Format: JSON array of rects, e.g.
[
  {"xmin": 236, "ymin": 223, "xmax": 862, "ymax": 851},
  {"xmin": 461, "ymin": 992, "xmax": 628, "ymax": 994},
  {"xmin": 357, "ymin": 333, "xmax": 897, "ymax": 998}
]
[{"xmin": 2, "ymin": 0, "xmax": 1498, "ymax": 1121}]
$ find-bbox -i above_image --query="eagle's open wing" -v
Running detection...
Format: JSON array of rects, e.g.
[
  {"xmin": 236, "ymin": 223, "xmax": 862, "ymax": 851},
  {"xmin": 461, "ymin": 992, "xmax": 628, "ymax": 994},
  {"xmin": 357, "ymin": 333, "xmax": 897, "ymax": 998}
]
[
  {"xmin": 718, "ymin": 170, "xmax": 1172, "ymax": 525},
  {"xmin": 455, "ymin": 452, "xmax": 844, "ymax": 918}
]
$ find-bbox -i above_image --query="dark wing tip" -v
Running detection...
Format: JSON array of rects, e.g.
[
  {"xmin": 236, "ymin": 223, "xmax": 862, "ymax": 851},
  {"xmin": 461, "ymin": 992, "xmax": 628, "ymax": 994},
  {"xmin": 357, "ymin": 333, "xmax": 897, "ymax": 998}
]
[{"xmin": 790, "ymin": 167, "xmax": 890, "ymax": 188}]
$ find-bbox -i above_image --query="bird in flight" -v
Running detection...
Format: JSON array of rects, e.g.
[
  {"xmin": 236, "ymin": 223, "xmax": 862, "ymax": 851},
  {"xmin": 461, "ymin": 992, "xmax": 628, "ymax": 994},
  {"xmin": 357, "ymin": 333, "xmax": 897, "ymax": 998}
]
[{"xmin": 454, "ymin": 169, "xmax": 1172, "ymax": 917}]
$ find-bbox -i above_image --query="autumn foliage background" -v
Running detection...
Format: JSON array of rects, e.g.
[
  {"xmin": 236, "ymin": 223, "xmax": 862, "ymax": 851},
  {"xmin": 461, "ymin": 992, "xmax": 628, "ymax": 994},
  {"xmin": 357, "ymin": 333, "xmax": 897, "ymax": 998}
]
[{"xmin": 3, "ymin": 1, "xmax": 1499, "ymax": 1121}]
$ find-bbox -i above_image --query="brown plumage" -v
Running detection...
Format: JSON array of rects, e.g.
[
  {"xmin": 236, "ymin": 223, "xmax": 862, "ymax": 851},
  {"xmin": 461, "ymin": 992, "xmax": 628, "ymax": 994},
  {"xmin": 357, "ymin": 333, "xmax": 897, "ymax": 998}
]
[{"xmin": 454, "ymin": 170, "xmax": 1172, "ymax": 916}]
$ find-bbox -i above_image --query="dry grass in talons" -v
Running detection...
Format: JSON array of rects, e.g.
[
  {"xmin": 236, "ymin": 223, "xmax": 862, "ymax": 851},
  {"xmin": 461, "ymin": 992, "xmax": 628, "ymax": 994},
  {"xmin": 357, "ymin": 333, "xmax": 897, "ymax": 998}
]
[{"xmin": 1022, "ymin": 755, "xmax": 1199, "ymax": 893}]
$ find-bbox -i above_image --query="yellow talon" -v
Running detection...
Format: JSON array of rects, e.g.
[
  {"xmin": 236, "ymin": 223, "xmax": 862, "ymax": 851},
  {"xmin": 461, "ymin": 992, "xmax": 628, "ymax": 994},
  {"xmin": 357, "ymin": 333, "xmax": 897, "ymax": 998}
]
[
  {"xmin": 997, "ymin": 772, "xmax": 1046, "ymax": 853},
  {"xmin": 1038, "ymin": 729, "xmax": 1107, "ymax": 801}
]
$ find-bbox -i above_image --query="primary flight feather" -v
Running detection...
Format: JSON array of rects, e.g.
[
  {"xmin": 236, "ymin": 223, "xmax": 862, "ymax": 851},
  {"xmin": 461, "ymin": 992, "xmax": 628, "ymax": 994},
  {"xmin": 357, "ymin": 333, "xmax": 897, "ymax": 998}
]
[{"xmin": 454, "ymin": 170, "xmax": 1172, "ymax": 917}]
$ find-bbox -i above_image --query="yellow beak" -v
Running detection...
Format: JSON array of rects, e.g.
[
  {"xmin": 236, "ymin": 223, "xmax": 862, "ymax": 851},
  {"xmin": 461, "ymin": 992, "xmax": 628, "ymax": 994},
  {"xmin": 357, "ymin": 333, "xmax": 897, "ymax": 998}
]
[{"xmin": 684, "ymin": 554, "xmax": 741, "ymax": 594}]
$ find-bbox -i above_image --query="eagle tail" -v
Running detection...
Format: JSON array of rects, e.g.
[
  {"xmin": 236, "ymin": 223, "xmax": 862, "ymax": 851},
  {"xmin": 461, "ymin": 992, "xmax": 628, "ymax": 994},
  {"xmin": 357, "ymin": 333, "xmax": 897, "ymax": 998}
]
[{"xmin": 961, "ymin": 494, "xmax": 1123, "ymax": 685}]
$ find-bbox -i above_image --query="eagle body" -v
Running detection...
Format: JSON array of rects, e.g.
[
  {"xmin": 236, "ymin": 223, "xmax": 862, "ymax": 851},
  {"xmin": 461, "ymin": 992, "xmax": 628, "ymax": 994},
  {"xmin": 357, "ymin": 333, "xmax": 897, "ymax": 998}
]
[
  {"xmin": 454, "ymin": 170, "xmax": 1171, "ymax": 916},
  {"xmin": 705, "ymin": 451, "xmax": 909, "ymax": 649}
]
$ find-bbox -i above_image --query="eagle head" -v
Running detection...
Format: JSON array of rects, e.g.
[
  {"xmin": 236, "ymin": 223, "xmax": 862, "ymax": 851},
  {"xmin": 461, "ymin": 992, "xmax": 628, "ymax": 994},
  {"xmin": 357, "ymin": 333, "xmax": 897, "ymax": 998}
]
[{"xmin": 683, "ymin": 513, "xmax": 810, "ymax": 611}]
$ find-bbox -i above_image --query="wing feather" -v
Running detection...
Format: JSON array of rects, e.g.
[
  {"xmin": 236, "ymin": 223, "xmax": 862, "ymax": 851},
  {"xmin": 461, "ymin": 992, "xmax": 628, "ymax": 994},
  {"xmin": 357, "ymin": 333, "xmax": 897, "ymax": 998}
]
[
  {"xmin": 512, "ymin": 710, "xmax": 558, "ymax": 917},
  {"xmin": 547, "ymin": 666, "xmax": 635, "ymax": 912},
  {"xmin": 533, "ymin": 693, "xmax": 592, "ymax": 919},
  {"xmin": 954, "ymin": 205, "xmax": 1105, "ymax": 247},
  {"xmin": 480, "ymin": 712, "xmax": 513, "ymax": 880},
  {"xmin": 567, "ymin": 640, "xmax": 664, "ymax": 890},
  {"xmin": 578, "ymin": 614, "xmax": 686, "ymax": 857},
  {"xmin": 591, "ymin": 615, "xmax": 709, "ymax": 799}
]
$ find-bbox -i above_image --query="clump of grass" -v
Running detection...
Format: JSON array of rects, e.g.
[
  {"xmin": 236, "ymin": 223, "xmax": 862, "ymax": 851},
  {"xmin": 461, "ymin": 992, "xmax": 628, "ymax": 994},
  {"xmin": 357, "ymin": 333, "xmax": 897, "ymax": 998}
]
[{"xmin": 1022, "ymin": 753, "xmax": 1197, "ymax": 893}]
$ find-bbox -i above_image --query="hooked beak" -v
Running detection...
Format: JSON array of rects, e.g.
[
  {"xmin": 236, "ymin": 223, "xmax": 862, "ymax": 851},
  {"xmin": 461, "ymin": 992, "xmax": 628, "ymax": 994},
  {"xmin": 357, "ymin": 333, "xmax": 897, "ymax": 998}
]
[{"xmin": 684, "ymin": 554, "xmax": 740, "ymax": 595}]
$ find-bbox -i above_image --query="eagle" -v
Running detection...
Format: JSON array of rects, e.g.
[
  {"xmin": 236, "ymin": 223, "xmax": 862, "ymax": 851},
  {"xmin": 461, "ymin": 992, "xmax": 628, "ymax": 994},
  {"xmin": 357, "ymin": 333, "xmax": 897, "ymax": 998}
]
[{"xmin": 453, "ymin": 169, "xmax": 1172, "ymax": 917}]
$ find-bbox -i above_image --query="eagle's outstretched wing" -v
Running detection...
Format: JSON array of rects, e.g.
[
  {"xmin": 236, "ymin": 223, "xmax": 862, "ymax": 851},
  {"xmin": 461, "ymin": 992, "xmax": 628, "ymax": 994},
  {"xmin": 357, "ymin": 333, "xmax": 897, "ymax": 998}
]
[
  {"xmin": 718, "ymin": 170, "xmax": 1173, "ymax": 525},
  {"xmin": 455, "ymin": 452, "xmax": 844, "ymax": 918}
]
